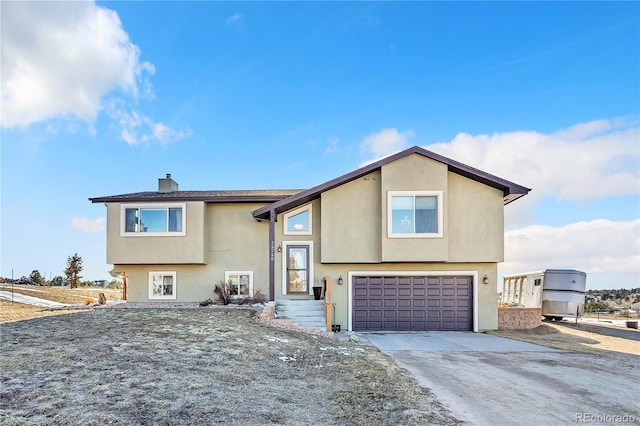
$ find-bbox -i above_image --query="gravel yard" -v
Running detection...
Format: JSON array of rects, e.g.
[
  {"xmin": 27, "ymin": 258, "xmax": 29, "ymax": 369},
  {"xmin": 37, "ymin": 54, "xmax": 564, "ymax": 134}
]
[{"xmin": 0, "ymin": 306, "xmax": 460, "ymax": 425}]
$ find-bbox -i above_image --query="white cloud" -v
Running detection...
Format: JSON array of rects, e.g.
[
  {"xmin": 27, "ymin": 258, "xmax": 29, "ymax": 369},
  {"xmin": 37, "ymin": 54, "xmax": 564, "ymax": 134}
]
[
  {"xmin": 424, "ymin": 118, "xmax": 639, "ymax": 226},
  {"xmin": 1, "ymin": 1, "xmax": 190, "ymax": 144},
  {"xmin": 106, "ymin": 103, "xmax": 192, "ymax": 145},
  {"xmin": 360, "ymin": 128, "xmax": 414, "ymax": 163},
  {"xmin": 72, "ymin": 217, "xmax": 106, "ymax": 234},
  {"xmin": 325, "ymin": 136, "xmax": 339, "ymax": 155},
  {"xmin": 226, "ymin": 13, "xmax": 242, "ymax": 28},
  {"xmin": 501, "ymin": 218, "xmax": 640, "ymax": 281},
  {"xmin": 1, "ymin": 1, "xmax": 151, "ymax": 128}
]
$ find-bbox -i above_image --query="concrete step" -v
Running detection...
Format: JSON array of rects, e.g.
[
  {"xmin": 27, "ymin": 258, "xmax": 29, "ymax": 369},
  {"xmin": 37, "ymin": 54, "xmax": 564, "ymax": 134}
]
[
  {"xmin": 275, "ymin": 299, "xmax": 325, "ymax": 306},
  {"xmin": 295, "ymin": 320, "xmax": 327, "ymax": 329},
  {"xmin": 275, "ymin": 299, "xmax": 327, "ymax": 332},
  {"xmin": 275, "ymin": 307, "xmax": 325, "ymax": 315}
]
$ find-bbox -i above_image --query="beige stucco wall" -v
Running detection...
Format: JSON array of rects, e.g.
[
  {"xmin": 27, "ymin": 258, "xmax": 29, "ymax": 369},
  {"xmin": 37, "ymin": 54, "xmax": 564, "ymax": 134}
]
[
  {"xmin": 447, "ymin": 172, "xmax": 504, "ymax": 262},
  {"xmin": 106, "ymin": 202, "xmax": 206, "ymax": 265},
  {"xmin": 274, "ymin": 199, "xmax": 322, "ymax": 299},
  {"xmin": 114, "ymin": 203, "xmax": 272, "ymax": 303},
  {"xmin": 380, "ymin": 154, "xmax": 449, "ymax": 262},
  {"xmin": 310, "ymin": 262, "xmax": 499, "ymax": 331},
  {"xmin": 321, "ymin": 171, "xmax": 381, "ymax": 263}
]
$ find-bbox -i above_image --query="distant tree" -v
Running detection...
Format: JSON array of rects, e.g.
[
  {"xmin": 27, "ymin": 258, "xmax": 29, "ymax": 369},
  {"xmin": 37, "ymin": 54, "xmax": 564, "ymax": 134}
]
[
  {"xmin": 29, "ymin": 270, "xmax": 45, "ymax": 285},
  {"xmin": 585, "ymin": 300, "xmax": 609, "ymax": 313},
  {"xmin": 64, "ymin": 253, "xmax": 83, "ymax": 289},
  {"xmin": 50, "ymin": 276, "xmax": 64, "ymax": 286}
]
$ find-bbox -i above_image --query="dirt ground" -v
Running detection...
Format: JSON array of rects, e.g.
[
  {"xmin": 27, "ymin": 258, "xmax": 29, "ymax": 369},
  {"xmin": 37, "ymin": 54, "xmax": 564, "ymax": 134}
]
[
  {"xmin": 489, "ymin": 321, "xmax": 640, "ymax": 356},
  {"xmin": 0, "ymin": 307, "xmax": 460, "ymax": 425}
]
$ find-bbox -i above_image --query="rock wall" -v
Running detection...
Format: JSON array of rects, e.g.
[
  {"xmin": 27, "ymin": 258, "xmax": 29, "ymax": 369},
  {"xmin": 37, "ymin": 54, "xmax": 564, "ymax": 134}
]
[{"xmin": 498, "ymin": 307, "xmax": 541, "ymax": 330}]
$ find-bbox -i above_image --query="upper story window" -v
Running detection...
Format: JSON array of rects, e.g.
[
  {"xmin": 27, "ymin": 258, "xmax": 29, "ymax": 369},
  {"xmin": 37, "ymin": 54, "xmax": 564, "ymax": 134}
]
[
  {"xmin": 121, "ymin": 203, "xmax": 186, "ymax": 236},
  {"xmin": 283, "ymin": 204, "xmax": 312, "ymax": 235},
  {"xmin": 388, "ymin": 191, "xmax": 443, "ymax": 238}
]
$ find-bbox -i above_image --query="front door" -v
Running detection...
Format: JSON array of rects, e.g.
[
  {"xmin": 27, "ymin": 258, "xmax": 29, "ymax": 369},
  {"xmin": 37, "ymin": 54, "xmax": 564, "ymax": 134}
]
[{"xmin": 286, "ymin": 245, "xmax": 309, "ymax": 294}]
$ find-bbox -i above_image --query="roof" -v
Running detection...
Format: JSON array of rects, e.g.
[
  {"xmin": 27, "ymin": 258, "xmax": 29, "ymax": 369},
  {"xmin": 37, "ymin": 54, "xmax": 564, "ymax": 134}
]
[
  {"xmin": 89, "ymin": 189, "xmax": 303, "ymax": 204},
  {"xmin": 90, "ymin": 146, "xmax": 531, "ymax": 218},
  {"xmin": 252, "ymin": 146, "xmax": 531, "ymax": 221}
]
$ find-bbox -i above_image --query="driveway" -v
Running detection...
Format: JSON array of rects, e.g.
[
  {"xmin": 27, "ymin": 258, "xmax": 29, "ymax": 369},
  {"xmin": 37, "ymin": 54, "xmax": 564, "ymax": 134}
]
[{"xmin": 363, "ymin": 332, "xmax": 640, "ymax": 426}]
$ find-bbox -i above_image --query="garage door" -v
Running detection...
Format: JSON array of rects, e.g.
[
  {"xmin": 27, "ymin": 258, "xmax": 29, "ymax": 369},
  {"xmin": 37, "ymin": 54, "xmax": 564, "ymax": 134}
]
[{"xmin": 352, "ymin": 275, "xmax": 472, "ymax": 331}]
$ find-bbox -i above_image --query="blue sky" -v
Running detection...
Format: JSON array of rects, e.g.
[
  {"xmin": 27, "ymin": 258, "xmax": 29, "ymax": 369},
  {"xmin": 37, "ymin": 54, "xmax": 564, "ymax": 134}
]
[{"xmin": 2, "ymin": 1, "xmax": 638, "ymax": 290}]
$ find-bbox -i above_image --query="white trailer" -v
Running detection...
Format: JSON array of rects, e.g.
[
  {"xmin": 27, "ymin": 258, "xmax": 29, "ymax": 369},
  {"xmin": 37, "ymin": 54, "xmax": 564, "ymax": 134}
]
[{"xmin": 502, "ymin": 269, "xmax": 587, "ymax": 321}]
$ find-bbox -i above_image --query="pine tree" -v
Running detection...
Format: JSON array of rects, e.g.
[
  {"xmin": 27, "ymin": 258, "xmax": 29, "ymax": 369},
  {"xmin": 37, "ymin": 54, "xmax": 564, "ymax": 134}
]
[{"xmin": 64, "ymin": 253, "xmax": 83, "ymax": 289}]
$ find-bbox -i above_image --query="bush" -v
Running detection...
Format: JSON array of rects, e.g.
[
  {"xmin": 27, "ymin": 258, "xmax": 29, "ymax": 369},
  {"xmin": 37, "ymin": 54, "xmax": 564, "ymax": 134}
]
[
  {"xmin": 214, "ymin": 280, "xmax": 233, "ymax": 305},
  {"xmin": 237, "ymin": 290, "xmax": 268, "ymax": 305}
]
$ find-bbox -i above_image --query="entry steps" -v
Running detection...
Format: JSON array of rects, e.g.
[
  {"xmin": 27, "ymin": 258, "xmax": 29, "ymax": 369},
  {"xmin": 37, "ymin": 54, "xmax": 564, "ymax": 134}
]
[{"xmin": 274, "ymin": 299, "xmax": 326, "ymax": 332}]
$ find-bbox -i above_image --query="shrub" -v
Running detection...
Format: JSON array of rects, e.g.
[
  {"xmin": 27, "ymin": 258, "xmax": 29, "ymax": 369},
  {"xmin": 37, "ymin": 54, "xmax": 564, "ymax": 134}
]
[
  {"xmin": 237, "ymin": 290, "xmax": 268, "ymax": 305},
  {"xmin": 214, "ymin": 280, "xmax": 233, "ymax": 305}
]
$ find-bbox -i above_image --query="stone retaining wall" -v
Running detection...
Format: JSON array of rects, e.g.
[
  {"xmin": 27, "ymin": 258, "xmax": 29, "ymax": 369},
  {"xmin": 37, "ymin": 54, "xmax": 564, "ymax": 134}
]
[{"xmin": 498, "ymin": 307, "xmax": 542, "ymax": 330}]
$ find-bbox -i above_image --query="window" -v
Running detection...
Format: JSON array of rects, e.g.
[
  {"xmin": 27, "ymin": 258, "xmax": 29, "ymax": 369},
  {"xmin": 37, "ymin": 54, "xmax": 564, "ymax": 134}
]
[
  {"xmin": 283, "ymin": 204, "xmax": 312, "ymax": 235},
  {"xmin": 149, "ymin": 271, "xmax": 176, "ymax": 299},
  {"xmin": 121, "ymin": 203, "xmax": 186, "ymax": 236},
  {"xmin": 225, "ymin": 271, "xmax": 254, "ymax": 298},
  {"xmin": 388, "ymin": 191, "xmax": 443, "ymax": 238}
]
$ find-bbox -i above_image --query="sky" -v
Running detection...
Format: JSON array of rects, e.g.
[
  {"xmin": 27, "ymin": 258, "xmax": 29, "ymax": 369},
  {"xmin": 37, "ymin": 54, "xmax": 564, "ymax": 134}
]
[{"xmin": 1, "ymin": 1, "xmax": 638, "ymax": 291}]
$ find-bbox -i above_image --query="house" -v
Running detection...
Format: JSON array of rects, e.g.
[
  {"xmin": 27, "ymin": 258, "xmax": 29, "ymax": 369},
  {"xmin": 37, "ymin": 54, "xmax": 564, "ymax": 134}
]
[{"xmin": 90, "ymin": 146, "xmax": 530, "ymax": 332}]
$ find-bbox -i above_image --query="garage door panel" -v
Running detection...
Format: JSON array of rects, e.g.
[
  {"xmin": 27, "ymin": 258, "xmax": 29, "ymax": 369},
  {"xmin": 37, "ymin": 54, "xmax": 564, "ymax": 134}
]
[
  {"xmin": 352, "ymin": 275, "xmax": 473, "ymax": 331},
  {"xmin": 398, "ymin": 299, "xmax": 411, "ymax": 308}
]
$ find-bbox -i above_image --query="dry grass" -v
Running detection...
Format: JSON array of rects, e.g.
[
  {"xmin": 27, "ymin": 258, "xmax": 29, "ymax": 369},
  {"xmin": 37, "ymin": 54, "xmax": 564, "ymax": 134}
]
[
  {"xmin": 0, "ymin": 301, "xmax": 84, "ymax": 324},
  {"xmin": 0, "ymin": 308, "xmax": 461, "ymax": 425},
  {"xmin": 0, "ymin": 285, "xmax": 122, "ymax": 305},
  {"xmin": 488, "ymin": 323, "xmax": 640, "ymax": 356}
]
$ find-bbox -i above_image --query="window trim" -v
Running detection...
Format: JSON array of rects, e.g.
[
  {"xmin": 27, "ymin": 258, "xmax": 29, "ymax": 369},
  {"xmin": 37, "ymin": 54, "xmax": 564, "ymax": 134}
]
[
  {"xmin": 283, "ymin": 204, "xmax": 312, "ymax": 235},
  {"xmin": 225, "ymin": 271, "xmax": 254, "ymax": 298},
  {"xmin": 121, "ymin": 203, "xmax": 186, "ymax": 236},
  {"xmin": 387, "ymin": 191, "xmax": 443, "ymax": 238},
  {"xmin": 148, "ymin": 271, "xmax": 177, "ymax": 300}
]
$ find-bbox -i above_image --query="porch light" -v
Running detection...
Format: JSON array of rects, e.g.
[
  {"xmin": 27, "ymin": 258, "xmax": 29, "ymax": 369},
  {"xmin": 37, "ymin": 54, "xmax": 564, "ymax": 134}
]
[
  {"xmin": 338, "ymin": 275, "xmax": 343, "ymax": 285},
  {"xmin": 483, "ymin": 274, "xmax": 489, "ymax": 285}
]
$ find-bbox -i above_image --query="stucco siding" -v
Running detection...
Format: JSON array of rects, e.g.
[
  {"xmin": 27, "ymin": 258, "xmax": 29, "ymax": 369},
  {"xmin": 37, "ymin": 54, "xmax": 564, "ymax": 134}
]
[
  {"xmin": 321, "ymin": 171, "xmax": 381, "ymax": 263},
  {"xmin": 312, "ymin": 262, "xmax": 499, "ymax": 331},
  {"xmin": 274, "ymin": 199, "xmax": 322, "ymax": 298},
  {"xmin": 380, "ymin": 154, "xmax": 449, "ymax": 262},
  {"xmin": 206, "ymin": 203, "xmax": 270, "ymax": 285},
  {"xmin": 106, "ymin": 202, "xmax": 206, "ymax": 265},
  {"xmin": 447, "ymin": 172, "xmax": 505, "ymax": 262}
]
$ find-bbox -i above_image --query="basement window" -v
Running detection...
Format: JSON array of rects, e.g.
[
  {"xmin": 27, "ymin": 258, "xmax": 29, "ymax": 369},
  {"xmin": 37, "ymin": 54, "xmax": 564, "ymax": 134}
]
[
  {"xmin": 149, "ymin": 271, "xmax": 177, "ymax": 300},
  {"xmin": 225, "ymin": 271, "xmax": 254, "ymax": 298}
]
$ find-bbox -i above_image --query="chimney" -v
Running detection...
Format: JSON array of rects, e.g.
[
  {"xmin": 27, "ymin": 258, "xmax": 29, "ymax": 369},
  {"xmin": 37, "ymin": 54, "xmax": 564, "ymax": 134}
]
[{"xmin": 158, "ymin": 173, "xmax": 179, "ymax": 193}]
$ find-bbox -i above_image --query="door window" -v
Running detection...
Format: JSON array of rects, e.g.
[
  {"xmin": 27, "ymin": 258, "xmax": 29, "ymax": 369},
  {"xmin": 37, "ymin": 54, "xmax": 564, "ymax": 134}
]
[{"xmin": 286, "ymin": 245, "xmax": 309, "ymax": 293}]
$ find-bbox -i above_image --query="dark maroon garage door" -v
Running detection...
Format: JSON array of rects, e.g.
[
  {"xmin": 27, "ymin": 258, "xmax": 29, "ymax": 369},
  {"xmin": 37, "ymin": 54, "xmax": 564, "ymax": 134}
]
[{"xmin": 352, "ymin": 275, "xmax": 472, "ymax": 331}]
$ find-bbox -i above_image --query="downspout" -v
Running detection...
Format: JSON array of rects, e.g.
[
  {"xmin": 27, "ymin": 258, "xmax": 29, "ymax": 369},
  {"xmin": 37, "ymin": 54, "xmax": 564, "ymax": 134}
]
[{"xmin": 268, "ymin": 208, "xmax": 275, "ymax": 301}]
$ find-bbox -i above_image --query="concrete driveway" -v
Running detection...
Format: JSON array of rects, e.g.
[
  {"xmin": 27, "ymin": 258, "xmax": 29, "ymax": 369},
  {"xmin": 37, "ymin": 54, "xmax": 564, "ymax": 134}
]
[{"xmin": 363, "ymin": 332, "xmax": 640, "ymax": 425}]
